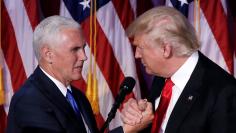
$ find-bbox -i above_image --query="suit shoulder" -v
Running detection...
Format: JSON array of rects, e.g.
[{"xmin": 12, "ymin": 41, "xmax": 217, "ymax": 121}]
[
  {"xmin": 9, "ymin": 74, "xmax": 50, "ymax": 117},
  {"xmin": 199, "ymin": 53, "xmax": 236, "ymax": 85},
  {"xmin": 10, "ymin": 77, "xmax": 38, "ymax": 106}
]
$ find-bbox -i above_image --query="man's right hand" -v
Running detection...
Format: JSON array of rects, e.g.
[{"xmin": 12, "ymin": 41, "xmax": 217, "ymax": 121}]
[{"xmin": 121, "ymin": 98, "xmax": 154, "ymax": 133}]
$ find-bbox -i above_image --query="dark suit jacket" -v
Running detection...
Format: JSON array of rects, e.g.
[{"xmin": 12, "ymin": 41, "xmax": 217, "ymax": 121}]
[
  {"xmin": 6, "ymin": 67, "xmax": 123, "ymax": 133},
  {"xmin": 147, "ymin": 52, "xmax": 236, "ymax": 133}
]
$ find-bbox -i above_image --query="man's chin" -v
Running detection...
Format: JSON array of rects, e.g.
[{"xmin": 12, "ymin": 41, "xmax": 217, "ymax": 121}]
[{"xmin": 145, "ymin": 69, "xmax": 152, "ymax": 75}]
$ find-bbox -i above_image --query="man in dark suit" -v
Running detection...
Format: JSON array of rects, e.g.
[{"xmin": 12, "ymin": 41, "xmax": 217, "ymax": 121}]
[
  {"xmin": 120, "ymin": 6, "xmax": 236, "ymax": 133},
  {"xmin": 6, "ymin": 16, "xmax": 123, "ymax": 133}
]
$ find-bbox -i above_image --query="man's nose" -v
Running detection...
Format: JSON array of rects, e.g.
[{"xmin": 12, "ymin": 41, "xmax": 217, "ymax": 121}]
[
  {"xmin": 78, "ymin": 49, "xmax": 87, "ymax": 61},
  {"xmin": 82, "ymin": 51, "xmax": 87, "ymax": 61}
]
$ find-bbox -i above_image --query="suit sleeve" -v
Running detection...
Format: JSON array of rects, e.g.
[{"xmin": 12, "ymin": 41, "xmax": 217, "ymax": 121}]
[{"xmin": 109, "ymin": 126, "xmax": 124, "ymax": 133}]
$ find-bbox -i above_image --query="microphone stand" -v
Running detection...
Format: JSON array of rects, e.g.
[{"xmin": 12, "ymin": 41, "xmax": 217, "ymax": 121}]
[
  {"xmin": 100, "ymin": 94, "xmax": 125, "ymax": 133},
  {"xmin": 99, "ymin": 112, "xmax": 115, "ymax": 133}
]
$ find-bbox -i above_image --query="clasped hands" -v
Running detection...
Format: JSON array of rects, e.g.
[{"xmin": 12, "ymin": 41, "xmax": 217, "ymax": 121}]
[{"xmin": 121, "ymin": 98, "xmax": 154, "ymax": 133}]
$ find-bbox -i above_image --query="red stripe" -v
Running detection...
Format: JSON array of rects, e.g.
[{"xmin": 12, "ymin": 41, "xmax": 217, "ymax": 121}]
[
  {"xmin": 1, "ymin": 2, "xmax": 27, "ymax": 92},
  {"xmin": 234, "ymin": 21, "xmax": 236, "ymax": 56},
  {"xmin": 81, "ymin": 18, "xmax": 124, "ymax": 99},
  {"xmin": 23, "ymin": 0, "xmax": 40, "ymax": 30},
  {"xmin": 137, "ymin": 0, "xmax": 154, "ymax": 16},
  {"xmin": 72, "ymin": 79, "xmax": 87, "ymax": 93},
  {"xmin": 0, "ymin": 106, "xmax": 7, "ymax": 133},
  {"xmin": 200, "ymin": 0, "xmax": 234, "ymax": 74},
  {"xmin": 39, "ymin": 0, "xmax": 61, "ymax": 17},
  {"xmin": 95, "ymin": 112, "xmax": 106, "ymax": 131},
  {"xmin": 112, "ymin": 0, "xmax": 135, "ymax": 29}
]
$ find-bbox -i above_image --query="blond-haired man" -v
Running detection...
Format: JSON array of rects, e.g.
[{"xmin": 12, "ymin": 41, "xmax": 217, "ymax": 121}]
[{"xmin": 121, "ymin": 6, "xmax": 236, "ymax": 133}]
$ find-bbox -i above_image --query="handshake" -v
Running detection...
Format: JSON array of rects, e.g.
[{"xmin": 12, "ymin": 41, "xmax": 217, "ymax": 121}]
[{"xmin": 121, "ymin": 98, "xmax": 155, "ymax": 133}]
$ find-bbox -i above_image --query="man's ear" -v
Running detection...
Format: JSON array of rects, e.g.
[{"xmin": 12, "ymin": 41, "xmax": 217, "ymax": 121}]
[
  {"xmin": 41, "ymin": 46, "xmax": 53, "ymax": 64},
  {"xmin": 162, "ymin": 42, "xmax": 172, "ymax": 58}
]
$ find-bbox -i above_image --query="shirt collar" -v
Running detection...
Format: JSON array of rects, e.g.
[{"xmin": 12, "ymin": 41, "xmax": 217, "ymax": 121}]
[
  {"xmin": 171, "ymin": 51, "xmax": 199, "ymax": 90},
  {"xmin": 40, "ymin": 67, "xmax": 70, "ymax": 97}
]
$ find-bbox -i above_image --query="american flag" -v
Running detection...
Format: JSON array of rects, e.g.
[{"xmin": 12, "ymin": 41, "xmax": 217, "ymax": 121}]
[{"xmin": 1, "ymin": 0, "xmax": 146, "ymax": 131}]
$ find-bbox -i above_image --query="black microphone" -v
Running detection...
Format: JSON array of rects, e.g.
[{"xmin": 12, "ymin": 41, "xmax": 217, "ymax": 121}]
[{"xmin": 100, "ymin": 77, "xmax": 136, "ymax": 133}]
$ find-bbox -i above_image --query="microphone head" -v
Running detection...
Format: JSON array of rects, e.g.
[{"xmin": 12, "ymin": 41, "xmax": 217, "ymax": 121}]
[{"xmin": 120, "ymin": 77, "xmax": 136, "ymax": 94}]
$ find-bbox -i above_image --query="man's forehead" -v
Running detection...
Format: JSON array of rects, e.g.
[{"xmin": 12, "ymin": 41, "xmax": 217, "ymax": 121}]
[{"xmin": 133, "ymin": 34, "xmax": 146, "ymax": 45}]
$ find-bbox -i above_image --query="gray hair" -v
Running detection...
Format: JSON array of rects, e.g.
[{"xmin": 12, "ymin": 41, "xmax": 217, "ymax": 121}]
[
  {"xmin": 33, "ymin": 15, "xmax": 81, "ymax": 60},
  {"xmin": 126, "ymin": 6, "xmax": 200, "ymax": 57}
]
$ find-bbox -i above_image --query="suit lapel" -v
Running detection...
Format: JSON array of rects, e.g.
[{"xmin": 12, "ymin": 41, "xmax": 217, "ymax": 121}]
[
  {"xmin": 165, "ymin": 52, "xmax": 206, "ymax": 133},
  {"xmin": 30, "ymin": 67, "xmax": 85, "ymax": 131}
]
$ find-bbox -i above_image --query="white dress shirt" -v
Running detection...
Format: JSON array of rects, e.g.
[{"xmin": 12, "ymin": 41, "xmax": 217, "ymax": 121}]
[
  {"xmin": 154, "ymin": 52, "xmax": 199, "ymax": 133},
  {"xmin": 40, "ymin": 67, "xmax": 91, "ymax": 133}
]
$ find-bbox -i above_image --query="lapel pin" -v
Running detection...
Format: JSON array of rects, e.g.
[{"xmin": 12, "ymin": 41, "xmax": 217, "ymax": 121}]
[{"xmin": 188, "ymin": 96, "xmax": 193, "ymax": 101}]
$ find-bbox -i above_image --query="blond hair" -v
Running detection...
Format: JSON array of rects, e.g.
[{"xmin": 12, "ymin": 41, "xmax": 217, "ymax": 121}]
[{"xmin": 126, "ymin": 6, "xmax": 200, "ymax": 56}]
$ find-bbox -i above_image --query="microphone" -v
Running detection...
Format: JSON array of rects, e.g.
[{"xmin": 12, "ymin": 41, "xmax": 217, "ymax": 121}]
[{"xmin": 100, "ymin": 77, "xmax": 136, "ymax": 133}]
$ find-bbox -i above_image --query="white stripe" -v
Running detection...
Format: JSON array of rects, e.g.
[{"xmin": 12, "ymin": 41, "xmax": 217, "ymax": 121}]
[
  {"xmin": 221, "ymin": 0, "xmax": 227, "ymax": 15},
  {"xmin": 234, "ymin": 55, "xmax": 236, "ymax": 77},
  {"xmin": 129, "ymin": 0, "xmax": 137, "ymax": 17},
  {"xmin": 96, "ymin": 1, "xmax": 141, "ymax": 99},
  {"xmin": 166, "ymin": 0, "xmax": 173, "ymax": 7},
  {"xmin": 60, "ymin": 0, "xmax": 73, "ymax": 18},
  {"xmin": 3, "ymin": 60, "xmax": 14, "ymax": 114},
  {"xmin": 4, "ymin": 0, "xmax": 37, "ymax": 77},
  {"xmin": 187, "ymin": 1, "xmax": 195, "ymax": 26}
]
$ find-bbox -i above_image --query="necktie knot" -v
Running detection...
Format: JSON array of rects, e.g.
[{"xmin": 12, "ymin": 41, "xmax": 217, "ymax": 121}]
[
  {"xmin": 66, "ymin": 89, "xmax": 73, "ymax": 100},
  {"xmin": 161, "ymin": 78, "xmax": 174, "ymax": 97},
  {"xmin": 66, "ymin": 89, "xmax": 80, "ymax": 115}
]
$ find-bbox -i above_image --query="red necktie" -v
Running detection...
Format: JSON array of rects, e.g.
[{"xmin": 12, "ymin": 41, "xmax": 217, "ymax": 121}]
[{"xmin": 151, "ymin": 78, "xmax": 174, "ymax": 133}]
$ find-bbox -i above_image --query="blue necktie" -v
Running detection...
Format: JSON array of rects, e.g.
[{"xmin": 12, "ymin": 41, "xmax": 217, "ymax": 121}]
[{"xmin": 66, "ymin": 89, "xmax": 87, "ymax": 132}]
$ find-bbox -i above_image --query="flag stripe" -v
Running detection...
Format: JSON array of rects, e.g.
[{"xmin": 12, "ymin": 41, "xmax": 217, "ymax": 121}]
[
  {"xmin": 71, "ymin": 79, "xmax": 87, "ymax": 93},
  {"xmin": 1, "ymin": 2, "xmax": 27, "ymax": 92},
  {"xmin": 112, "ymin": 0, "xmax": 135, "ymax": 29},
  {"xmin": 23, "ymin": 0, "xmax": 40, "ymax": 30},
  {"xmin": 0, "ymin": 105, "xmax": 7, "ymax": 133},
  {"xmin": 200, "ymin": 0, "xmax": 234, "ymax": 73}
]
